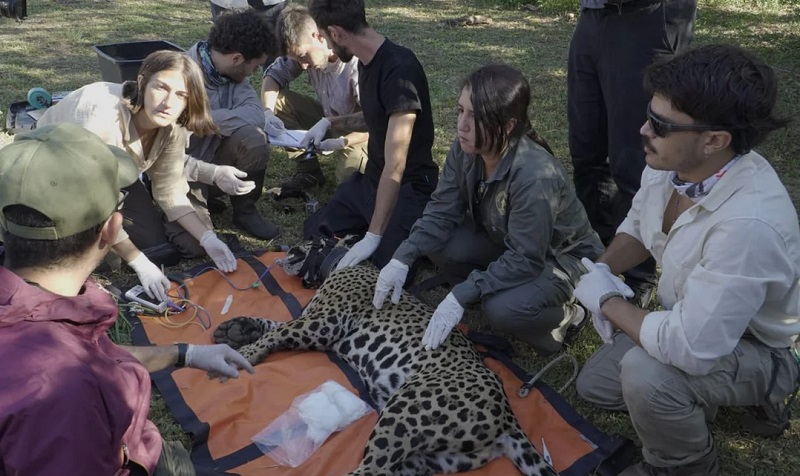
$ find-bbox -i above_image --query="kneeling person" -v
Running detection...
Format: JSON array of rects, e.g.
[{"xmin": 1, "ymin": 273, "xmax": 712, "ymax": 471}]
[
  {"xmin": 262, "ymin": 3, "xmax": 368, "ymax": 191},
  {"xmin": 0, "ymin": 124, "xmax": 253, "ymax": 475},
  {"xmin": 573, "ymin": 45, "xmax": 800, "ymax": 475},
  {"xmin": 186, "ymin": 9, "xmax": 280, "ymax": 240},
  {"xmin": 374, "ymin": 65, "xmax": 603, "ymax": 356}
]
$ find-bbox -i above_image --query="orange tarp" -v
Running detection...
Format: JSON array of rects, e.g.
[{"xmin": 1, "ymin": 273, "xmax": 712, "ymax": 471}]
[{"xmin": 130, "ymin": 252, "xmax": 629, "ymax": 476}]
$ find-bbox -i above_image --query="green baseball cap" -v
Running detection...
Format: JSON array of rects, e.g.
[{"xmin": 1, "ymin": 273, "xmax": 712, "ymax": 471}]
[{"xmin": 0, "ymin": 123, "xmax": 139, "ymax": 240}]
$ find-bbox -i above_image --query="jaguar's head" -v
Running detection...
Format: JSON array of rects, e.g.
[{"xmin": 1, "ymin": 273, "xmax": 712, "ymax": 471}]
[{"xmin": 279, "ymin": 234, "xmax": 361, "ymax": 288}]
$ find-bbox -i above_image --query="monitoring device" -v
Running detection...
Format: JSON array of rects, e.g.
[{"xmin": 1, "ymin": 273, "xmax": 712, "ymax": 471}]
[{"xmin": 124, "ymin": 285, "xmax": 170, "ymax": 313}]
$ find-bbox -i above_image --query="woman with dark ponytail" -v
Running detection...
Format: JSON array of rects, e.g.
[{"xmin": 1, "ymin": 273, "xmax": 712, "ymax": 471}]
[{"xmin": 373, "ymin": 64, "xmax": 604, "ymax": 355}]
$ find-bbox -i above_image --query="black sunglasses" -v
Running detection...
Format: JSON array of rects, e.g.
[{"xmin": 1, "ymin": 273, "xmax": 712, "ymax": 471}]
[
  {"xmin": 646, "ymin": 103, "xmax": 728, "ymax": 138},
  {"xmin": 116, "ymin": 189, "xmax": 130, "ymax": 211}
]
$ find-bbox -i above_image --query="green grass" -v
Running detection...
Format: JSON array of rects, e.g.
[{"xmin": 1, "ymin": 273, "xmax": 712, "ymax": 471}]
[{"xmin": 1, "ymin": 0, "xmax": 800, "ymax": 473}]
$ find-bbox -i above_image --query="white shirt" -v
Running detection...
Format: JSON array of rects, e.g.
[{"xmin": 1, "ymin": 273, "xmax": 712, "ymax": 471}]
[{"xmin": 618, "ymin": 151, "xmax": 800, "ymax": 376}]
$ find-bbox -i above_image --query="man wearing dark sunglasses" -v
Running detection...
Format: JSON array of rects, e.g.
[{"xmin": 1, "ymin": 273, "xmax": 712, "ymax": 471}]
[{"xmin": 573, "ymin": 45, "xmax": 799, "ymax": 475}]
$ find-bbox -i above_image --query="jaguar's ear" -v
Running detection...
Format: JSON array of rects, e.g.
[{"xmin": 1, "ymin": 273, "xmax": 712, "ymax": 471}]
[
  {"xmin": 281, "ymin": 244, "xmax": 310, "ymax": 276},
  {"xmin": 341, "ymin": 234, "xmax": 361, "ymax": 248}
]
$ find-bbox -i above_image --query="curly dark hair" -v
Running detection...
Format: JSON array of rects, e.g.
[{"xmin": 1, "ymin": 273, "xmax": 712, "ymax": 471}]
[
  {"xmin": 644, "ymin": 44, "xmax": 789, "ymax": 154},
  {"xmin": 209, "ymin": 9, "xmax": 273, "ymax": 61}
]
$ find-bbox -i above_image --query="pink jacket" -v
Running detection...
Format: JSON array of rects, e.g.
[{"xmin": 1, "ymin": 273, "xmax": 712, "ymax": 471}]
[{"xmin": 0, "ymin": 268, "xmax": 162, "ymax": 475}]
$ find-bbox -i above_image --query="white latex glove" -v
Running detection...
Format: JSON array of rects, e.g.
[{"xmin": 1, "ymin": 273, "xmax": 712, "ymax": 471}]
[
  {"xmin": 263, "ymin": 109, "xmax": 286, "ymax": 137},
  {"xmin": 594, "ymin": 262, "xmax": 637, "ymax": 299},
  {"xmin": 574, "ymin": 258, "xmax": 634, "ymax": 343},
  {"xmin": 212, "ymin": 165, "xmax": 256, "ymax": 196},
  {"xmin": 185, "ymin": 343, "xmax": 255, "ymax": 382},
  {"xmin": 200, "ymin": 230, "xmax": 237, "ymax": 272},
  {"xmin": 373, "ymin": 259, "xmax": 409, "ymax": 309},
  {"xmin": 335, "ymin": 232, "xmax": 382, "ymax": 271},
  {"xmin": 319, "ymin": 136, "xmax": 347, "ymax": 151},
  {"xmin": 128, "ymin": 252, "xmax": 170, "ymax": 302},
  {"xmin": 421, "ymin": 292, "xmax": 464, "ymax": 350},
  {"xmin": 301, "ymin": 117, "xmax": 331, "ymax": 149},
  {"xmin": 574, "ymin": 258, "xmax": 634, "ymax": 316}
]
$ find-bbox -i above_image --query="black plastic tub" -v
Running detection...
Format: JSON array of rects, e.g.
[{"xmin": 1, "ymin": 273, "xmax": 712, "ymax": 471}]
[{"xmin": 92, "ymin": 40, "xmax": 184, "ymax": 83}]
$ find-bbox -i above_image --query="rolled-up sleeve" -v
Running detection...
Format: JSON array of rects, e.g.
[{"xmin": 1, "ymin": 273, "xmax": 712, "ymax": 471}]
[
  {"xmin": 393, "ymin": 145, "xmax": 466, "ymax": 266},
  {"xmin": 147, "ymin": 127, "xmax": 194, "ymax": 222},
  {"xmin": 639, "ymin": 219, "xmax": 793, "ymax": 375},
  {"xmin": 263, "ymin": 57, "xmax": 303, "ymax": 91},
  {"xmin": 183, "ymin": 155, "xmax": 217, "ymax": 185},
  {"xmin": 451, "ymin": 177, "xmax": 556, "ymax": 305}
]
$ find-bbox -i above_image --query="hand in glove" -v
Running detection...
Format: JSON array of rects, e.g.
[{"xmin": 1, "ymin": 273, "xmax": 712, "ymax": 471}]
[
  {"xmin": 574, "ymin": 258, "xmax": 634, "ymax": 343},
  {"xmin": 264, "ymin": 109, "xmax": 286, "ymax": 137},
  {"xmin": 373, "ymin": 259, "xmax": 409, "ymax": 309},
  {"xmin": 186, "ymin": 343, "xmax": 255, "ymax": 382},
  {"xmin": 128, "ymin": 252, "xmax": 170, "ymax": 302},
  {"xmin": 593, "ymin": 261, "xmax": 637, "ymax": 299},
  {"xmin": 421, "ymin": 292, "xmax": 464, "ymax": 350},
  {"xmin": 319, "ymin": 137, "xmax": 348, "ymax": 152},
  {"xmin": 213, "ymin": 165, "xmax": 256, "ymax": 196},
  {"xmin": 335, "ymin": 232, "xmax": 381, "ymax": 271},
  {"xmin": 200, "ymin": 230, "xmax": 237, "ymax": 272},
  {"xmin": 301, "ymin": 117, "xmax": 331, "ymax": 149}
]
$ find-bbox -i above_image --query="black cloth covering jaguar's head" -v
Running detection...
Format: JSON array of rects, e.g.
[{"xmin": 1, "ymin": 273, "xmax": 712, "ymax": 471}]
[{"xmin": 279, "ymin": 231, "xmax": 361, "ymax": 288}]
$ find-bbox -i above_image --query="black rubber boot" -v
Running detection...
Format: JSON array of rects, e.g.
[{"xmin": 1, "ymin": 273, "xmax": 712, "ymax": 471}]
[
  {"xmin": 280, "ymin": 154, "xmax": 326, "ymax": 193},
  {"xmin": 230, "ymin": 171, "xmax": 280, "ymax": 240}
]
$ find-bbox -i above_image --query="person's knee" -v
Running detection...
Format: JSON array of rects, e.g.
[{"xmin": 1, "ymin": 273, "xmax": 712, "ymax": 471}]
[
  {"xmin": 228, "ymin": 125, "xmax": 270, "ymax": 171},
  {"xmin": 619, "ymin": 346, "xmax": 680, "ymax": 411},
  {"xmin": 576, "ymin": 364, "xmax": 610, "ymax": 404}
]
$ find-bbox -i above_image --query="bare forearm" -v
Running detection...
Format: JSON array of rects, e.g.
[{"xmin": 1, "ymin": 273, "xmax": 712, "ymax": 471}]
[
  {"xmin": 369, "ymin": 177, "xmax": 402, "ymax": 235},
  {"xmin": 344, "ymin": 131, "xmax": 369, "ymax": 146},
  {"xmin": 119, "ymin": 344, "xmax": 179, "ymax": 373},
  {"xmin": 597, "ymin": 232, "xmax": 652, "ymax": 275},
  {"xmin": 112, "ymin": 238, "xmax": 143, "ymax": 264},
  {"xmin": 601, "ymin": 296, "xmax": 649, "ymax": 345},
  {"xmin": 329, "ymin": 112, "xmax": 368, "ymax": 133},
  {"xmin": 175, "ymin": 212, "xmax": 212, "ymax": 242},
  {"xmin": 368, "ymin": 112, "xmax": 415, "ymax": 234},
  {"xmin": 261, "ymin": 77, "xmax": 281, "ymax": 110}
]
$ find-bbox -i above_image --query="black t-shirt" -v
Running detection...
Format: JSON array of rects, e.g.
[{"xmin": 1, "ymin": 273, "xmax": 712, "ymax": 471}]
[{"xmin": 358, "ymin": 39, "xmax": 438, "ymax": 190}]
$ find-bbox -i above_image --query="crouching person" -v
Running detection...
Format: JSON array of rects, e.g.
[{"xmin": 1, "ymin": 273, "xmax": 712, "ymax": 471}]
[
  {"xmin": 573, "ymin": 45, "xmax": 800, "ymax": 475},
  {"xmin": 186, "ymin": 9, "xmax": 280, "ymax": 240},
  {"xmin": 0, "ymin": 124, "xmax": 254, "ymax": 475},
  {"xmin": 373, "ymin": 65, "xmax": 603, "ymax": 356}
]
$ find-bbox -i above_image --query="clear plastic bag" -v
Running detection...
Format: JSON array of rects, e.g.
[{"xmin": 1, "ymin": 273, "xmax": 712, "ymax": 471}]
[{"xmin": 251, "ymin": 380, "xmax": 374, "ymax": 467}]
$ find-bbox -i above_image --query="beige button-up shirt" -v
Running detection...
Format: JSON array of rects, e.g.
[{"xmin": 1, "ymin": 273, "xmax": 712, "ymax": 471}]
[
  {"xmin": 619, "ymin": 151, "xmax": 800, "ymax": 375},
  {"xmin": 38, "ymin": 82, "xmax": 195, "ymax": 243}
]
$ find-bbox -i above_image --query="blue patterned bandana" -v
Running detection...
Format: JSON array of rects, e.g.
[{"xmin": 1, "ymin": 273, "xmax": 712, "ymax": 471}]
[
  {"xmin": 198, "ymin": 41, "xmax": 229, "ymax": 88},
  {"xmin": 670, "ymin": 155, "xmax": 740, "ymax": 202}
]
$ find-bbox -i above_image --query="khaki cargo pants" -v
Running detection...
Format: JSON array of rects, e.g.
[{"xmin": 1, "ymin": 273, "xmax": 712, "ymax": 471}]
[
  {"xmin": 577, "ymin": 332, "xmax": 799, "ymax": 468},
  {"xmin": 274, "ymin": 89, "xmax": 367, "ymax": 184}
]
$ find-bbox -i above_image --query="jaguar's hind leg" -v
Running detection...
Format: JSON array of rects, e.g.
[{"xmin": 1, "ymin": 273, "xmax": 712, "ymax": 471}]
[{"xmin": 213, "ymin": 317, "xmax": 282, "ymax": 350}]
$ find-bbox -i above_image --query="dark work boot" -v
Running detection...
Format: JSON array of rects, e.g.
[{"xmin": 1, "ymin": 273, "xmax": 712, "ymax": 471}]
[
  {"xmin": 280, "ymin": 154, "xmax": 326, "ymax": 193},
  {"xmin": 230, "ymin": 171, "xmax": 280, "ymax": 240}
]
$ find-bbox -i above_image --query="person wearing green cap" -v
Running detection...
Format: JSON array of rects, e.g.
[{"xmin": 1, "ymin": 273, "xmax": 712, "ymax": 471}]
[
  {"xmin": 38, "ymin": 50, "xmax": 240, "ymax": 304},
  {"xmin": 0, "ymin": 123, "xmax": 254, "ymax": 475}
]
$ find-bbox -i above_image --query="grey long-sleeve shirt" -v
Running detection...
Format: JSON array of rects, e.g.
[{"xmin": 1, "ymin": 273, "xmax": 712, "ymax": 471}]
[
  {"xmin": 185, "ymin": 43, "xmax": 266, "ymax": 163},
  {"xmin": 394, "ymin": 136, "xmax": 604, "ymax": 305}
]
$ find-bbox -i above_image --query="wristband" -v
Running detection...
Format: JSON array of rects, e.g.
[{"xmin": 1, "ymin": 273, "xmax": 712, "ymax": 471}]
[
  {"xmin": 599, "ymin": 290, "xmax": 625, "ymax": 308},
  {"xmin": 175, "ymin": 343, "xmax": 189, "ymax": 368}
]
